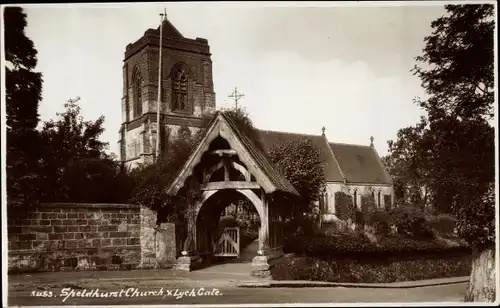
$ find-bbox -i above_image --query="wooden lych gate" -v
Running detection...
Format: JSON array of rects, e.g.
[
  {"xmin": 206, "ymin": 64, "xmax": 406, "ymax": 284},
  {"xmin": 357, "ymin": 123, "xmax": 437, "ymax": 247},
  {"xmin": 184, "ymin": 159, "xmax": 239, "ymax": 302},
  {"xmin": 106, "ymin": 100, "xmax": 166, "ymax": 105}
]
[
  {"xmin": 166, "ymin": 112, "xmax": 299, "ymax": 272},
  {"xmin": 213, "ymin": 226, "xmax": 240, "ymax": 257}
]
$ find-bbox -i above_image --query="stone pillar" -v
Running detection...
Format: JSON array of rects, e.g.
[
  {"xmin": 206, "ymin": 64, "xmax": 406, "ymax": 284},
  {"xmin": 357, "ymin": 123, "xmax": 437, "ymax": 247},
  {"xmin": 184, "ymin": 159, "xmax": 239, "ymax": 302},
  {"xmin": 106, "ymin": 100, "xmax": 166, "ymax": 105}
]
[
  {"xmin": 155, "ymin": 223, "xmax": 177, "ymax": 268},
  {"xmin": 139, "ymin": 206, "xmax": 157, "ymax": 269}
]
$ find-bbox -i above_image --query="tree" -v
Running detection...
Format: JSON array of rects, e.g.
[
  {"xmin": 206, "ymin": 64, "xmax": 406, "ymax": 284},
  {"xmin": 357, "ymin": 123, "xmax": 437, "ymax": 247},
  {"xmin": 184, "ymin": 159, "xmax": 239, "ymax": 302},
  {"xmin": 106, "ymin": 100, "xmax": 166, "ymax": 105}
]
[
  {"xmin": 130, "ymin": 131, "xmax": 198, "ymax": 221},
  {"xmin": 387, "ymin": 4, "xmax": 495, "ymax": 301},
  {"xmin": 4, "ymin": 7, "xmax": 43, "ymax": 212},
  {"xmin": 412, "ymin": 5, "xmax": 494, "ymax": 121},
  {"xmin": 38, "ymin": 97, "xmax": 130, "ymax": 203},
  {"xmin": 382, "ymin": 116, "xmax": 432, "ymax": 209},
  {"xmin": 268, "ymin": 138, "xmax": 326, "ymax": 218}
]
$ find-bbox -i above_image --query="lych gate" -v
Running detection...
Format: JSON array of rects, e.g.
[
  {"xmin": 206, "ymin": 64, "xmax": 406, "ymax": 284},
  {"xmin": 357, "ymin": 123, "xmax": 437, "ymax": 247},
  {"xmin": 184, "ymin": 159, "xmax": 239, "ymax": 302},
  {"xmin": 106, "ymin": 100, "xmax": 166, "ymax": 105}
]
[{"xmin": 166, "ymin": 112, "xmax": 298, "ymax": 277}]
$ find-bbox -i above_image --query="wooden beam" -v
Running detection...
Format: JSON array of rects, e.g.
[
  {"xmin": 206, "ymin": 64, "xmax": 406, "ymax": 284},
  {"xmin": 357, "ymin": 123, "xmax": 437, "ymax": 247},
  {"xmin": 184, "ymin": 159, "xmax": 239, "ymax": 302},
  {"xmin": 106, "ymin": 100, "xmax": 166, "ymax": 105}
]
[
  {"xmin": 223, "ymin": 159, "xmax": 230, "ymax": 182},
  {"xmin": 201, "ymin": 181, "xmax": 261, "ymax": 191},
  {"xmin": 209, "ymin": 149, "xmax": 237, "ymax": 156}
]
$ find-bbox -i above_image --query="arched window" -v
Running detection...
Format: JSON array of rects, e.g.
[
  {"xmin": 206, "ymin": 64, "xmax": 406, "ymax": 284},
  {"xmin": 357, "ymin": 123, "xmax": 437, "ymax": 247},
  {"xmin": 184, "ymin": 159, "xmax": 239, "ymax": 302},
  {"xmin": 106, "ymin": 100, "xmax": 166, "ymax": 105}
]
[
  {"xmin": 377, "ymin": 190, "xmax": 381, "ymax": 207},
  {"xmin": 132, "ymin": 67, "xmax": 143, "ymax": 118},
  {"xmin": 171, "ymin": 64, "xmax": 188, "ymax": 112}
]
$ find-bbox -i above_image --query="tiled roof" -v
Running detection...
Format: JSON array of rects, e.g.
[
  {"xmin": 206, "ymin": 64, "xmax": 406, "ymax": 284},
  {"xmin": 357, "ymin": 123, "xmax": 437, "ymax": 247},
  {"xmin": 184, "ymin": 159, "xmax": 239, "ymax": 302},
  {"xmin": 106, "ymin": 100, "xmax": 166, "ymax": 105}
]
[
  {"xmin": 222, "ymin": 114, "xmax": 299, "ymax": 196},
  {"xmin": 257, "ymin": 130, "xmax": 392, "ymax": 185},
  {"xmin": 329, "ymin": 143, "xmax": 392, "ymax": 185},
  {"xmin": 166, "ymin": 112, "xmax": 299, "ymax": 196},
  {"xmin": 257, "ymin": 130, "xmax": 344, "ymax": 182}
]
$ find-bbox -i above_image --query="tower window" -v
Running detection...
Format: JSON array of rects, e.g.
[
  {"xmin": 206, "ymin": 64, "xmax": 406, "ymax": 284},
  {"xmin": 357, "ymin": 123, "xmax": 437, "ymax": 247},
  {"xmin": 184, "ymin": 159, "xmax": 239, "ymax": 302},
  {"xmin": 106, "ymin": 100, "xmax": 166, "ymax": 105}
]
[
  {"xmin": 133, "ymin": 68, "xmax": 143, "ymax": 118},
  {"xmin": 172, "ymin": 66, "xmax": 188, "ymax": 112}
]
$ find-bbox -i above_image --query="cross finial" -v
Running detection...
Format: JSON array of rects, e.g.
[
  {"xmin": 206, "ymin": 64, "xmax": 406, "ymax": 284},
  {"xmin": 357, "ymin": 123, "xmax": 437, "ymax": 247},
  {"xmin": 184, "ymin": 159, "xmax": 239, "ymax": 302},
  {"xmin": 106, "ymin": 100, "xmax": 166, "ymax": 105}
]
[
  {"xmin": 370, "ymin": 136, "xmax": 374, "ymax": 147},
  {"xmin": 228, "ymin": 87, "xmax": 245, "ymax": 110},
  {"xmin": 321, "ymin": 126, "xmax": 326, "ymax": 136}
]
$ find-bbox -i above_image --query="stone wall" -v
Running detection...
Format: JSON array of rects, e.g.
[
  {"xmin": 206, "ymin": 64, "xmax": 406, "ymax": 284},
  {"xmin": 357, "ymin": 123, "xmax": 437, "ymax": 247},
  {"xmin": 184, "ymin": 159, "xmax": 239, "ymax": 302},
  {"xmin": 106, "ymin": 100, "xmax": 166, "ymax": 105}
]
[{"xmin": 7, "ymin": 203, "xmax": 173, "ymax": 273}]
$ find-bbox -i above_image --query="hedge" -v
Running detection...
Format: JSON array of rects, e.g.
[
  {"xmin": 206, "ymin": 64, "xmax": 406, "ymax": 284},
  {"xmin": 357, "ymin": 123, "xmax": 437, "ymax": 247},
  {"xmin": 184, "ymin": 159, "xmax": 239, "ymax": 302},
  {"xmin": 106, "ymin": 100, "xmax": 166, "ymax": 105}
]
[
  {"xmin": 271, "ymin": 253, "xmax": 471, "ymax": 283},
  {"xmin": 283, "ymin": 233, "xmax": 471, "ymax": 258}
]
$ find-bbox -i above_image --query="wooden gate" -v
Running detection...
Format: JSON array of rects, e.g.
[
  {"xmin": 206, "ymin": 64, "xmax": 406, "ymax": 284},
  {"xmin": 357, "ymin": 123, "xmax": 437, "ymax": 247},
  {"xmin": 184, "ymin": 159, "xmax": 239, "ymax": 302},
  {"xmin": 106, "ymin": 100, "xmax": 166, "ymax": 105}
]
[{"xmin": 213, "ymin": 226, "xmax": 240, "ymax": 257}]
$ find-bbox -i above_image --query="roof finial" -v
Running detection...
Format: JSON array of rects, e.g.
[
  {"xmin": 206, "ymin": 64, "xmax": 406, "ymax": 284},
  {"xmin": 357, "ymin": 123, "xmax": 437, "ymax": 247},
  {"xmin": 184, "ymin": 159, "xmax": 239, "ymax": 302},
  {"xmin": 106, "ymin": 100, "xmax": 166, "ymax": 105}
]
[
  {"xmin": 370, "ymin": 136, "xmax": 374, "ymax": 147},
  {"xmin": 321, "ymin": 126, "xmax": 326, "ymax": 136}
]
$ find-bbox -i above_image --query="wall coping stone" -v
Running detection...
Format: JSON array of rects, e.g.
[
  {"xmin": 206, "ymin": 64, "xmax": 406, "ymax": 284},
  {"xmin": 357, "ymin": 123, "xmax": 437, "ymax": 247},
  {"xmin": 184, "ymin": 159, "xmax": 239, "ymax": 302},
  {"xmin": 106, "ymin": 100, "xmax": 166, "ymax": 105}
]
[{"xmin": 38, "ymin": 203, "xmax": 141, "ymax": 209}]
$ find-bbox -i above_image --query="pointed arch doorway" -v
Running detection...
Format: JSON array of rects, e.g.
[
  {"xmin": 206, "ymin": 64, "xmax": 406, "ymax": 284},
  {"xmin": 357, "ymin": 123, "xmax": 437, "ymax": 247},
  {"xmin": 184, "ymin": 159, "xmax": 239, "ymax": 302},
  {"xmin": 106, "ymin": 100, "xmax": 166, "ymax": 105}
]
[{"xmin": 166, "ymin": 113, "xmax": 298, "ymax": 277}]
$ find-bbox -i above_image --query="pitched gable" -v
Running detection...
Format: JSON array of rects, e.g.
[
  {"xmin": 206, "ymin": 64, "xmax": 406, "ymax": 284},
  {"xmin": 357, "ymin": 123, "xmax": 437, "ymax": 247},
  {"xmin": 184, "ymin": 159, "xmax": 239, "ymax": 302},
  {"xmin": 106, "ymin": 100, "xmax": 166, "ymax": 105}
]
[
  {"xmin": 258, "ymin": 130, "xmax": 345, "ymax": 182},
  {"xmin": 166, "ymin": 113, "xmax": 298, "ymax": 196},
  {"xmin": 329, "ymin": 143, "xmax": 392, "ymax": 185}
]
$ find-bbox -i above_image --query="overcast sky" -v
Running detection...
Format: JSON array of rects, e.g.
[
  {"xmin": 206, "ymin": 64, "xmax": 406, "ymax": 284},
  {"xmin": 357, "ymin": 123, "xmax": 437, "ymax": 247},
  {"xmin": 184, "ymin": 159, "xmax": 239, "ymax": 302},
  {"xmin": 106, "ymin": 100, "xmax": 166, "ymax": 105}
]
[{"xmin": 20, "ymin": 2, "xmax": 448, "ymax": 156}]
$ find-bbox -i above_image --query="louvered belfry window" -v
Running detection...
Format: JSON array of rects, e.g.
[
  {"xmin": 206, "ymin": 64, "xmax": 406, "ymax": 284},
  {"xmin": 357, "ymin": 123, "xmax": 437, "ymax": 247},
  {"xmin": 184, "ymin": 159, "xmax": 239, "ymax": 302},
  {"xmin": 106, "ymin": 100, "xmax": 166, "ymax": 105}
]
[{"xmin": 172, "ymin": 68, "xmax": 188, "ymax": 111}]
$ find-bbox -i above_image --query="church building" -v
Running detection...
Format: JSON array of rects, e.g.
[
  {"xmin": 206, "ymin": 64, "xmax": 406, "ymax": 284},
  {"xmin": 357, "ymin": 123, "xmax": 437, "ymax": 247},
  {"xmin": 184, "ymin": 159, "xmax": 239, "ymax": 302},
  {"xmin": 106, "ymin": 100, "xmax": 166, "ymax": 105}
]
[
  {"xmin": 118, "ymin": 17, "xmax": 216, "ymax": 169},
  {"xmin": 118, "ymin": 17, "xmax": 394, "ymax": 222}
]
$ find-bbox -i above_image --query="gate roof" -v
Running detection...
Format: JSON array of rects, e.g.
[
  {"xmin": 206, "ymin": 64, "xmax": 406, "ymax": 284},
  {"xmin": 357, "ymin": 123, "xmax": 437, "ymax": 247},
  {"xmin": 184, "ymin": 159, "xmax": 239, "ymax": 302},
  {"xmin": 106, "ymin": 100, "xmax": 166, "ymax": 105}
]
[{"xmin": 166, "ymin": 112, "xmax": 299, "ymax": 196}]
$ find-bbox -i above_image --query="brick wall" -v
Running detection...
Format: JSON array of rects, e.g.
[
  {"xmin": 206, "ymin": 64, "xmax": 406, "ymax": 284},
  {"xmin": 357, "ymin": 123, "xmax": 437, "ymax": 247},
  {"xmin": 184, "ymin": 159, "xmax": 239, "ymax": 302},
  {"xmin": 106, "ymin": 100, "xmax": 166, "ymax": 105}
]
[{"xmin": 7, "ymin": 203, "xmax": 164, "ymax": 273}]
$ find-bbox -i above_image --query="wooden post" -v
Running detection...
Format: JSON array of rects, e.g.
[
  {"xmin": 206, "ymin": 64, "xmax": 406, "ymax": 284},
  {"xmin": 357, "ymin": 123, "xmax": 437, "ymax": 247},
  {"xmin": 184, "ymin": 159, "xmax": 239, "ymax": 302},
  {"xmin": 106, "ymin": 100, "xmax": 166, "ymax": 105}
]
[{"xmin": 258, "ymin": 190, "xmax": 269, "ymax": 252}]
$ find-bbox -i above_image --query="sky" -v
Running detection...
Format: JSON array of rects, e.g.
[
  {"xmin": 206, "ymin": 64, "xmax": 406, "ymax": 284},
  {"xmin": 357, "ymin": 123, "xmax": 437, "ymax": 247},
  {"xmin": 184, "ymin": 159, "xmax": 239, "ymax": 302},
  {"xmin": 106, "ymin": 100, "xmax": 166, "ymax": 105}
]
[{"xmin": 20, "ymin": 2, "xmax": 448, "ymax": 157}]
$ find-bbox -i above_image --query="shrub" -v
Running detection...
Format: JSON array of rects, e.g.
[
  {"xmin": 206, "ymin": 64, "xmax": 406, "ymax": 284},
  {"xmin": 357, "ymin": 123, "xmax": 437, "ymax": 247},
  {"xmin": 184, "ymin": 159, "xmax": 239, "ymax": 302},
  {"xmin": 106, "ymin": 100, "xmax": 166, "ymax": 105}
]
[
  {"xmin": 361, "ymin": 195, "xmax": 377, "ymax": 213},
  {"xmin": 384, "ymin": 195, "xmax": 393, "ymax": 210},
  {"xmin": 334, "ymin": 192, "xmax": 355, "ymax": 221},
  {"xmin": 389, "ymin": 205, "xmax": 434, "ymax": 238},
  {"xmin": 283, "ymin": 233, "xmax": 470, "ymax": 258},
  {"xmin": 271, "ymin": 253, "xmax": 472, "ymax": 283},
  {"xmin": 320, "ymin": 220, "xmax": 348, "ymax": 236},
  {"xmin": 426, "ymin": 214, "xmax": 456, "ymax": 236},
  {"xmin": 284, "ymin": 216, "xmax": 316, "ymax": 238},
  {"xmin": 354, "ymin": 209, "xmax": 365, "ymax": 227},
  {"xmin": 365, "ymin": 210, "xmax": 392, "ymax": 236},
  {"xmin": 219, "ymin": 216, "xmax": 239, "ymax": 228},
  {"xmin": 284, "ymin": 232, "xmax": 373, "ymax": 256}
]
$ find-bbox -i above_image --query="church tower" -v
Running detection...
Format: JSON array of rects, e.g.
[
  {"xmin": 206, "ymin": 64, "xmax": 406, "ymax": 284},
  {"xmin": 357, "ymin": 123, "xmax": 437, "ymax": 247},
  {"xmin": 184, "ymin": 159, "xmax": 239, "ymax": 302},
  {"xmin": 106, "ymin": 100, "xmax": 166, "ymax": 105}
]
[{"xmin": 118, "ymin": 16, "xmax": 216, "ymax": 169}]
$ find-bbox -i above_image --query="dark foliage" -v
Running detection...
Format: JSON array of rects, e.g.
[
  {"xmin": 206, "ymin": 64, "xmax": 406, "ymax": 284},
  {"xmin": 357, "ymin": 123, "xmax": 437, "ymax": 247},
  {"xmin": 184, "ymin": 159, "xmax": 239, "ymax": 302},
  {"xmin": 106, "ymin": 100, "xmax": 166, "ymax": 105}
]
[
  {"xmin": 221, "ymin": 107, "xmax": 264, "ymax": 152},
  {"xmin": 5, "ymin": 7, "xmax": 44, "ymax": 209},
  {"xmin": 283, "ymin": 233, "xmax": 470, "ymax": 258},
  {"xmin": 129, "ymin": 134, "xmax": 199, "ymax": 222},
  {"xmin": 389, "ymin": 205, "xmax": 434, "ymax": 239},
  {"xmin": 354, "ymin": 209, "xmax": 364, "ymax": 227},
  {"xmin": 383, "ymin": 4, "xmax": 495, "ymax": 249},
  {"xmin": 383, "ymin": 194, "xmax": 392, "ymax": 210},
  {"xmin": 271, "ymin": 253, "xmax": 471, "ymax": 283},
  {"xmin": 360, "ymin": 195, "xmax": 377, "ymax": 213},
  {"xmin": 268, "ymin": 138, "xmax": 325, "ymax": 218},
  {"xmin": 334, "ymin": 192, "xmax": 355, "ymax": 222},
  {"xmin": 425, "ymin": 214, "xmax": 457, "ymax": 236},
  {"xmin": 36, "ymin": 99, "xmax": 131, "ymax": 204},
  {"xmin": 365, "ymin": 210, "xmax": 392, "ymax": 236}
]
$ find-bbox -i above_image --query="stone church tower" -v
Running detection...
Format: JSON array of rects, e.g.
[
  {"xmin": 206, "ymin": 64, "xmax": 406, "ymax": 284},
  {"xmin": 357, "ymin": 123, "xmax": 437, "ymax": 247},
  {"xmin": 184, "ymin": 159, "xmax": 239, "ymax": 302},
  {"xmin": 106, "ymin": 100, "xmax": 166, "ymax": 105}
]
[{"xmin": 118, "ymin": 17, "xmax": 216, "ymax": 169}]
